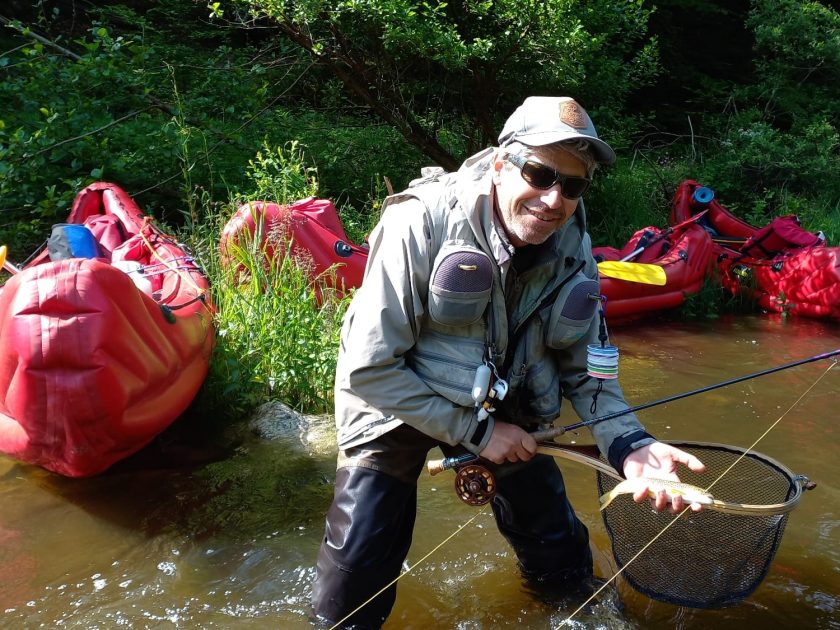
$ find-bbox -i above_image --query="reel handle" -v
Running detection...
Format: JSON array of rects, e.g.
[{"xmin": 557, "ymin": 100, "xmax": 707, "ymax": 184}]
[
  {"xmin": 427, "ymin": 458, "xmax": 447, "ymax": 476},
  {"xmin": 427, "ymin": 453, "xmax": 477, "ymax": 476}
]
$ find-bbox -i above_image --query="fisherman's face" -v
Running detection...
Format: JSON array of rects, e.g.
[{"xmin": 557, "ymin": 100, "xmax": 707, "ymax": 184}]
[{"xmin": 492, "ymin": 145, "xmax": 587, "ymax": 247}]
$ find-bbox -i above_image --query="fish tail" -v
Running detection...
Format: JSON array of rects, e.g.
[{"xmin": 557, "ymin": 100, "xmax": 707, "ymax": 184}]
[{"xmin": 598, "ymin": 490, "xmax": 617, "ymax": 511}]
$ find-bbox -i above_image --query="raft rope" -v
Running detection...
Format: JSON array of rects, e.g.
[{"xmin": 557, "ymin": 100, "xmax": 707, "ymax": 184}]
[
  {"xmin": 137, "ymin": 217, "xmax": 211, "ymax": 312},
  {"xmin": 558, "ymin": 357, "xmax": 836, "ymax": 627}
]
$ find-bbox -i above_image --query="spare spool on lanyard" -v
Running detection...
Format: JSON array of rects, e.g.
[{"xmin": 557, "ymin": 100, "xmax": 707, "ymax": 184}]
[
  {"xmin": 587, "ymin": 344, "xmax": 619, "ymax": 380},
  {"xmin": 587, "ymin": 294, "xmax": 617, "ymax": 412}
]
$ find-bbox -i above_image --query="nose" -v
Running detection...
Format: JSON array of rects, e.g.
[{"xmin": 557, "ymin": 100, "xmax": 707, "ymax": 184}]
[{"xmin": 540, "ymin": 186, "xmax": 565, "ymax": 210}]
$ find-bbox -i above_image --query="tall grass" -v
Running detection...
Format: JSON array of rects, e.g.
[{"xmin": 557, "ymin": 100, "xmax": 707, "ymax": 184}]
[
  {"xmin": 200, "ymin": 217, "xmax": 352, "ymax": 417},
  {"xmin": 180, "ymin": 140, "xmax": 357, "ymax": 420},
  {"xmin": 585, "ymin": 159, "xmax": 672, "ymax": 248}
]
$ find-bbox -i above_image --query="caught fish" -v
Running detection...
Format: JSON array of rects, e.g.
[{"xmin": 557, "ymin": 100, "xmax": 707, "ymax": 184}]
[{"xmin": 599, "ymin": 477, "xmax": 714, "ymax": 511}]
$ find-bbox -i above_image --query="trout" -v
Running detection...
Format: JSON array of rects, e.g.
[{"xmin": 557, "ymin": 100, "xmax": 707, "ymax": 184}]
[{"xmin": 599, "ymin": 477, "xmax": 714, "ymax": 511}]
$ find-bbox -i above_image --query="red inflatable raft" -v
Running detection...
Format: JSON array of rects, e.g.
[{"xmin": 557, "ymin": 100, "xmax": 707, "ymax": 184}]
[
  {"xmin": 592, "ymin": 219, "xmax": 715, "ymax": 324},
  {"xmin": 220, "ymin": 197, "xmax": 367, "ymax": 297},
  {"xmin": 670, "ymin": 180, "xmax": 840, "ymax": 322},
  {"xmin": 0, "ymin": 182, "xmax": 214, "ymax": 477}
]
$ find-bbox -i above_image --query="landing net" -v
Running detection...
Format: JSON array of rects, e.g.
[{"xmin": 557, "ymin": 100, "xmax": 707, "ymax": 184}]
[{"xmin": 597, "ymin": 441, "xmax": 806, "ymax": 608}]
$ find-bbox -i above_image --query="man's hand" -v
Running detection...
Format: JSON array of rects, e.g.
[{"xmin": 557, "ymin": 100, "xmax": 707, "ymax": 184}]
[
  {"xmin": 479, "ymin": 421, "xmax": 537, "ymax": 464},
  {"xmin": 622, "ymin": 442, "xmax": 706, "ymax": 513}
]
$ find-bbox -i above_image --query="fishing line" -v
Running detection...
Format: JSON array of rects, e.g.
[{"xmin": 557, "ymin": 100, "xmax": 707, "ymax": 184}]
[
  {"xmin": 558, "ymin": 357, "xmax": 836, "ymax": 627},
  {"xmin": 559, "ymin": 504, "xmax": 692, "ymax": 627},
  {"xmin": 560, "ymin": 347, "xmax": 840, "ymax": 435},
  {"xmin": 433, "ymin": 348, "xmax": 840, "ymax": 474},
  {"xmin": 327, "ymin": 505, "xmax": 490, "ymax": 630}
]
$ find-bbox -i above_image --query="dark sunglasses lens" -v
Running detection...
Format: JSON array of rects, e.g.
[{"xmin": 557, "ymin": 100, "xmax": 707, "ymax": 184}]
[
  {"xmin": 521, "ymin": 161, "xmax": 590, "ymax": 198},
  {"xmin": 562, "ymin": 177, "xmax": 590, "ymax": 198},
  {"xmin": 521, "ymin": 162, "xmax": 558, "ymax": 189}
]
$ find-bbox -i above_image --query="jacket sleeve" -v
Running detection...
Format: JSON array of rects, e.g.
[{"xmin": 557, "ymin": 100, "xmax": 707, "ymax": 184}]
[
  {"xmin": 334, "ymin": 197, "xmax": 494, "ymax": 454},
  {"xmin": 557, "ymin": 238, "xmax": 655, "ymax": 472}
]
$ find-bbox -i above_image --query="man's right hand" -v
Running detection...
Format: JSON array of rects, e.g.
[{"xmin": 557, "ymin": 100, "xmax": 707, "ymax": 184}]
[{"xmin": 479, "ymin": 421, "xmax": 538, "ymax": 464}]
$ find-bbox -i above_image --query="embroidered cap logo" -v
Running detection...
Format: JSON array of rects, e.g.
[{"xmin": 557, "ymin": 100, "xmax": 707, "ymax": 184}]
[{"xmin": 560, "ymin": 100, "xmax": 588, "ymax": 129}]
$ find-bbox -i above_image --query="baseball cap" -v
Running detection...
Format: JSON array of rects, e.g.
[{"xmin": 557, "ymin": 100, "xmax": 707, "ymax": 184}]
[{"xmin": 498, "ymin": 96, "xmax": 616, "ymax": 165}]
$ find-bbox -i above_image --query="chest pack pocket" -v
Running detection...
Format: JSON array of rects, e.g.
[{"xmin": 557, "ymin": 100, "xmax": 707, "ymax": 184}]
[
  {"xmin": 428, "ymin": 243, "xmax": 493, "ymax": 327},
  {"xmin": 544, "ymin": 273, "xmax": 600, "ymax": 349}
]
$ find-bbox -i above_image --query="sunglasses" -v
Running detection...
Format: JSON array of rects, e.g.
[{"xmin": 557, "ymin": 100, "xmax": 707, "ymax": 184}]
[{"xmin": 505, "ymin": 153, "xmax": 591, "ymax": 199}]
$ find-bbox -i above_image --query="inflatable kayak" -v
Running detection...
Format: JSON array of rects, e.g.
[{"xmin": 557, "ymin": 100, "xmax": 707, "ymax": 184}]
[
  {"xmin": 219, "ymin": 197, "xmax": 367, "ymax": 297},
  {"xmin": 0, "ymin": 182, "xmax": 214, "ymax": 477},
  {"xmin": 592, "ymin": 218, "xmax": 715, "ymax": 324},
  {"xmin": 670, "ymin": 180, "xmax": 840, "ymax": 321}
]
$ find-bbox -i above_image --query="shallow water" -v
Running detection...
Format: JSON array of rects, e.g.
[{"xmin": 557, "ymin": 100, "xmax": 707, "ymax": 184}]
[{"xmin": 1, "ymin": 314, "xmax": 839, "ymax": 629}]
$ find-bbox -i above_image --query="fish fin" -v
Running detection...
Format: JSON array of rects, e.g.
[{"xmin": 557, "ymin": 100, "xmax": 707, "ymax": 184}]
[{"xmin": 598, "ymin": 491, "xmax": 616, "ymax": 511}]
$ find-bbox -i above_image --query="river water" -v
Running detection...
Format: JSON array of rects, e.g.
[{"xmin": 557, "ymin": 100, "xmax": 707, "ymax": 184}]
[{"xmin": 1, "ymin": 315, "xmax": 838, "ymax": 629}]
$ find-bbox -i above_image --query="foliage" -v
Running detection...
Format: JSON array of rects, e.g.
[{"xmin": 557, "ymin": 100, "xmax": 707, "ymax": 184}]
[
  {"xmin": 585, "ymin": 158, "xmax": 672, "ymax": 248},
  {"xmin": 238, "ymin": 0, "xmax": 659, "ymax": 160},
  {"xmin": 638, "ymin": 0, "xmax": 840, "ymax": 235},
  {"xmin": 245, "ymin": 139, "xmax": 318, "ymax": 203},
  {"xmin": 2, "ymin": 0, "xmax": 840, "ymax": 413},
  {"xmin": 197, "ymin": 197, "xmax": 352, "ymax": 416}
]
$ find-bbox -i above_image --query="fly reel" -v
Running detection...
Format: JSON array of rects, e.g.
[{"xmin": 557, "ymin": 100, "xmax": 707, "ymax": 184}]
[{"xmin": 454, "ymin": 464, "xmax": 496, "ymax": 506}]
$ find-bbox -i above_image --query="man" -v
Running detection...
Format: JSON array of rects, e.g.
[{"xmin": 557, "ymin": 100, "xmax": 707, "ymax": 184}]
[{"xmin": 312, "ymin": 96, "xmax": 705, "ymax": 628}]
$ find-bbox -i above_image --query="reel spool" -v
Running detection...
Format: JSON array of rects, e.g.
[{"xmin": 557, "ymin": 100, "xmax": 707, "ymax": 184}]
[{"xmin": 454, "ymin": 464, "xmax": 496, "ymax": 506}]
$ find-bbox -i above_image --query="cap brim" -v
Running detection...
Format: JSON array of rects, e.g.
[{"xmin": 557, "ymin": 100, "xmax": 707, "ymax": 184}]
[{"xmin": 512, "ymin": 131, "xmax": 616, "ymax": 165}]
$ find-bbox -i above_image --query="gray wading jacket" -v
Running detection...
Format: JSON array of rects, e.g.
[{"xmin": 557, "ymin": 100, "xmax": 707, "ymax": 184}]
[{"xmin": 334, "ymin": 148, "xmax": 653, "ymax": 469}]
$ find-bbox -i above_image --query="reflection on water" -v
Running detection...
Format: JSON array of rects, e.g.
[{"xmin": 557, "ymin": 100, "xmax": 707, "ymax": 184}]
[{"xmin": 1, "ymin": 315, "xmax": 838, "ymax": 628}]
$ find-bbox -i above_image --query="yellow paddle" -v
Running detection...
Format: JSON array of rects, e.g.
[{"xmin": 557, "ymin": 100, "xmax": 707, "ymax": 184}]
[
  {"xmin": 1, "ymin": 245, "xmax": 21, "ymax": 275},
  {"xmin": 597, "ymin": 260, "xmax": 666, "ymax": 285}
]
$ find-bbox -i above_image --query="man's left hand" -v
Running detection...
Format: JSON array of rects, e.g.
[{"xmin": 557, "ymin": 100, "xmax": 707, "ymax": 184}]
[{"xmin": 622, "ymin": 442, "xmax": 706, "ymax": 513}]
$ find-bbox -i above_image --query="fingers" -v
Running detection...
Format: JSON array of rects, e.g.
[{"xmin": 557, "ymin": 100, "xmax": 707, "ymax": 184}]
[
  {"xmin": 631, "ymin": 486, "xmax": 691, "ymax": 513},
  {"xmin": 670, "ymin": 446, "xmax": 706, "ymax": 473},
  {"xmin": 632, "ymin": 487, "xmax": 649, "ymax": 504},
  {"xmin": 633, "ymin": 487, "xmax": 670, "ymax": 511},
  {"xmin": 653, "ymin": 489, "xmax": 670, "ymax": 512},
  {"xmin": 521, "ymin": 432, "xmax": 538, "ymax": 452},
  {"xmin": 479, "ymin": 422, "xmax": 536, "ymax": 464},
  {"xmin": 505, "ymin": 437, "xmax": 536, "ymax": 463}
]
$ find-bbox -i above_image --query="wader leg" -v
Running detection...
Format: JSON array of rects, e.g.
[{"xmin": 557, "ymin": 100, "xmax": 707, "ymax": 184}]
[
  {"xmin": 490, "ymin": 455, "xmax": 593, "ymax": 595},
  {"xmin": 312, "ymin": 465, "xmax": 418, "ymax": 629}
]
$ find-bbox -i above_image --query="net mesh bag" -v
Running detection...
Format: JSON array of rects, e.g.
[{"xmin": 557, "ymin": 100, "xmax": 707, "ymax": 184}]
[{"xmin": 597, "ymin": 441, "xmax": 805, "ymax": 608}]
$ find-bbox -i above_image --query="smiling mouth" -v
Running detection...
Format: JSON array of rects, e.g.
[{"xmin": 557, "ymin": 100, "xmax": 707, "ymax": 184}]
[{"xmin": 526, "ymin": 207, "xmax": 564, "ymax": 223}]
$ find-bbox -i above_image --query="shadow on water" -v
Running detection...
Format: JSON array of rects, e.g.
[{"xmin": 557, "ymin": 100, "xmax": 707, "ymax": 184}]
[{"xmin": 30, "ymin": 404, "xmax": 337, "ymax": 541}]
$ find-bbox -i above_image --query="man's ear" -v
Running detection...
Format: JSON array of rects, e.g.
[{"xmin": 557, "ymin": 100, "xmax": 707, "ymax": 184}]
[{"xmin": 492, "ymin": 154, "xmax": 504, "ymax": 184}]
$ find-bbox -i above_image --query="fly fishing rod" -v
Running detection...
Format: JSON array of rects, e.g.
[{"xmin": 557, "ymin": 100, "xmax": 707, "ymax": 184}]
[{"xmin": 428, "ymin": 347, "xmax": 840, "ymax": 475}]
